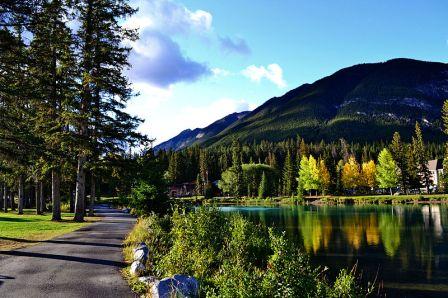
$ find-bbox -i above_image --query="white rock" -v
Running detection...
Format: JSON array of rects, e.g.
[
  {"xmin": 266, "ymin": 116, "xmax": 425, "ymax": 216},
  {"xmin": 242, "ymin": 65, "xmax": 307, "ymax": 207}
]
[
  {"xmin": 133, "ymin": 242, "xmax": 149, "ymax": 262},
  {"xmin": 151, "ymin": 274, "xmax": 199, "ymax": 298},
  {"xmin": 139, "ymin": 276, "xmax": 159, "ymax": 286},
  {"xmin": 129, "ymin": 260, "xmax": 145, "ymax": 276}
]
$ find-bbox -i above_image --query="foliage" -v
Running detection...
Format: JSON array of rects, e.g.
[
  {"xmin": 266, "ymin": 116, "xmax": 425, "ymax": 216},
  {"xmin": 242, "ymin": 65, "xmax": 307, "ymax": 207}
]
[
  {"xmin": 258, "ymin": 171, "xmax": 269, "ymax": 198},
  {"xmin": 376, "ymin": 149, "xmax": 399, "ymax": 192},
  {"xmin": 361, "ymin": 160, "xmax": 377, "ymax": 189},
  {"xmin": 124, "ymin": 207, "xmax": 372, "ymax": 297},
  {"xmin": 282, "ymin": 150, "xmax": 295, "ymax": 196},
  {"xmin": 298, "ymin": 155, "xmax": 320, "ymax": 194},
  {"xmin": 218, "ymin": 163, "xmax": 277, "ymax": 197},
  {"xmin": 342, "ymin": 157, "xmax": 360, "ymax": 190}
]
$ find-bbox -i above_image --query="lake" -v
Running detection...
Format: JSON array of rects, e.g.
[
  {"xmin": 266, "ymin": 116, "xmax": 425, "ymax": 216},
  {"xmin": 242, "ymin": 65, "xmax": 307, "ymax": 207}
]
[{"xmin": 219, "ymin": 204, "xmax": 448, "ymax": 297}]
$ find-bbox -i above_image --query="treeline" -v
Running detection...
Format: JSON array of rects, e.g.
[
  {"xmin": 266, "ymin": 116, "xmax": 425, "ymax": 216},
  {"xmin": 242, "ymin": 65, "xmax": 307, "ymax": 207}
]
[
  {"xmin": 160, "ymin": 120, "xmax": 448, "ymax": 198},
  {"xmin": 0, "ymin": 1, "xmax": 146, "ymax": 220}
]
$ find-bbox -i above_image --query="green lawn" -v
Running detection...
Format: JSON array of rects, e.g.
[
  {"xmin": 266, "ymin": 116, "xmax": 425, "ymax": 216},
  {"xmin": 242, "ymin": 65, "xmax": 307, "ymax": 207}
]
[{"xmin": 0, "ymin": 210, "xmax": 98, "ymax": 250}]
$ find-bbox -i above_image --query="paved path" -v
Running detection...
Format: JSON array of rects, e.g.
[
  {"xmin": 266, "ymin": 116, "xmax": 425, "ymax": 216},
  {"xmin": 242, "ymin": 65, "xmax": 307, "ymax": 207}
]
[{"xmin": 0, "ymin": 205, "xmax": 137, "ymax": 298}]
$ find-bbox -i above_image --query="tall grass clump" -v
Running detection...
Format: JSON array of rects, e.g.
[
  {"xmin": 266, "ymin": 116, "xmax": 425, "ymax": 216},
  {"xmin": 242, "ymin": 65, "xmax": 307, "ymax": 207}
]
[{"xmin": 124, "ymin": 207, "xmax": 373, "ymax": 297}]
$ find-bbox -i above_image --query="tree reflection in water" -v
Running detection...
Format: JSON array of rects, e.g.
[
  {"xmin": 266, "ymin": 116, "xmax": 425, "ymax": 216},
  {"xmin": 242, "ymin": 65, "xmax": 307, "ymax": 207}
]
[{"xmin": 220, "ymin": 204, "xmax": 448, "ymax": 295}]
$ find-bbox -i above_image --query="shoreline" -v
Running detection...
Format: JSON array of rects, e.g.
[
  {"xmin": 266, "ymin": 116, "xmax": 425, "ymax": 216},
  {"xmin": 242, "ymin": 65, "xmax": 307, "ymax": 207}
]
[{"xmin": 174, "ymin": 194, "xmax": 448, "ymax": 206}]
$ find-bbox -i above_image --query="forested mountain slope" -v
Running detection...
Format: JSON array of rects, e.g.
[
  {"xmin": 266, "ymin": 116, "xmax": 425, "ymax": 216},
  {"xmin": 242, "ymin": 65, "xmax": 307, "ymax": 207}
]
[
  {"xmin": 206, "ymin": 58, "xmax": 448, "ymax": 145},
  {"xmin": 160, "ymin": 58, "xmax": 448, "ymax": 150}
]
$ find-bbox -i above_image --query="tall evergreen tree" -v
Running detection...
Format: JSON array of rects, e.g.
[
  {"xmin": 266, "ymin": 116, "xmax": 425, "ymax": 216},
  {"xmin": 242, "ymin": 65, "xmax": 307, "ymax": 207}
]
[
  {"xmin": 389, "ymin": 132, "xmax": 408, "ymax": 194},
  {"xmin": 230, "ymin": 139, "xmax": 243, "ymax": 197},
  {"xmin": 258, "ymin": 171, "xmax": 269, "ymax": 198},
  {"xmin": 412, "ymin": 123, "xmax": 431, "ymax": 193},
  {"xmin": 282, "ymin": 150, "xmax": 294, "ymax": 196},
  {"xmin": 73, "ymin": 0, "xmax": 143, "ymax": 221},
  {"xmin": 29, "ymin": 0, "xmax": 77, "ymax": 220}
]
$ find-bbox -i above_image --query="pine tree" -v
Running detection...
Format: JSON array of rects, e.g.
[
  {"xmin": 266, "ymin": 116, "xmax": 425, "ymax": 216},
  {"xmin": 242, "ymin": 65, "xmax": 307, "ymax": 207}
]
[
  {"xmin": 73, "ymin": 0, "xmax": 143, "ymax": 221},
  {"xmin": 199, "ymin": 150, "xmax": 209, "ymax": 190},
  {"xmin": 258, "ymin": 171, "xmax": 269, "ymax": 198},
  {"xmin": 231, "ymin": 139, "xmax": 243, "ymax": 197},
  {"xmin": 406, "ymin": 143, "xmax": 421, "ymax": 191},
  {"xmin": 389, "ymin": 132, "xmax": 408, "ymax": 194},
  {"xmin": 0, "ymin": 9, "xmax": 38, "ymax": 215},
  {"xmin": 376, "ymin": 148, "xmax": 399, "ymax": 195},
  {"xmin": 29, "ymin": 0, "xmax": 78, "ymax": 220},
  {"xmin": 413, "ymin": 123, "xmax": 431, "ymax": 193},
  {"xmin": 282, "ymin": 150, "xmax": 294, "ymax": 196},
  {"xmin": 442, "ymin": 100, "xmax": 448, "ymax": 190},
  {"xmin": 195, "ymin": 173, "xmax": 203, "ymax": 197}
]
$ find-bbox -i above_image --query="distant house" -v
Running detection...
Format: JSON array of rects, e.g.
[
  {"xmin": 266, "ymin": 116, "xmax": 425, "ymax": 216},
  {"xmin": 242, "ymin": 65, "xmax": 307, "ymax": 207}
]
[
  {"xmin": 428, "ymin": 159, "xmax": 444, "ymax": 189},
  {"xmin": 169, "ymin": 182, "xmax": 196, "ymax": 198}
]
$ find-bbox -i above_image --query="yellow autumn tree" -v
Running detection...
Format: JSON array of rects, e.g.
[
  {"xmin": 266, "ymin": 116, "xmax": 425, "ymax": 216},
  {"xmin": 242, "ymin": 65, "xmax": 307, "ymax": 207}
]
[
  {"xmin": 318, "ymin": 159, "xmax": 331, "ymax": 195},
  {"xmin": 341, "ymin": 156, "xmax": 360, "ymax": 190},
  {"xmin": 361, "ymin": 160, "xmax": 377, "ymax": 189}
]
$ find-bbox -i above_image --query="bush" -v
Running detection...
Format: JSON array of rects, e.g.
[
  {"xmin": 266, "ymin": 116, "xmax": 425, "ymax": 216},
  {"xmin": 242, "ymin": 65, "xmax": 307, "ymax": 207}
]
[
  {"xmin": 129, "ymin": 181, "xmax": 169, "ymax": 215},
  {"xmin": 124, "ymin": 207, "xmax": 373, "ymax": 297}
]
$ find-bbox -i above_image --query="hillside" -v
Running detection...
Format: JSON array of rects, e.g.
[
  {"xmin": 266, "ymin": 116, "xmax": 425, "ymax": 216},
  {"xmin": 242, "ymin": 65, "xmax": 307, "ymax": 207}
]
[
  {"xmin": 158, "ymin": 58, "xmax": 448, "ymax": 150},
  {"xmin": 204, "ymin": 58, "xmax": 448, "ymax": 146},
  {"xmin": 154, "ymin": 111, "xmax": 249, "ymax": 151}
]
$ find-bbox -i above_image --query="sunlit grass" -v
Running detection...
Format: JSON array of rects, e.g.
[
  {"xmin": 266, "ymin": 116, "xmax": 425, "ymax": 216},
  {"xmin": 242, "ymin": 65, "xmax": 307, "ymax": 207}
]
[{"xmin": 0, "ymin": 209, "xmax": 99, "ymax": 250}]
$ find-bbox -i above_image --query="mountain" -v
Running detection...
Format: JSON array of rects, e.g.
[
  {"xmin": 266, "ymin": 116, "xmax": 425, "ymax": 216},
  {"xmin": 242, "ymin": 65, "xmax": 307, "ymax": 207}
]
[
  {"xmin": 158, "ymin": 58, "xmax": 448, "ymax": 150},
  {"xmin": 202, "ymin": 58, "xmax": 448, "ymax": 146},
  {"xmin": 154, "ymin": 111, "xmax": 249, "ymax": 151}
]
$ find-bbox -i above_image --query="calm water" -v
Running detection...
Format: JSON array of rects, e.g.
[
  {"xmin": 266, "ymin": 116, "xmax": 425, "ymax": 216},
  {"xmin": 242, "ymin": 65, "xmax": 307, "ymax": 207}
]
[{"xmin": 219, "ymin": 205, "xmax": 448, "ymax": 297}]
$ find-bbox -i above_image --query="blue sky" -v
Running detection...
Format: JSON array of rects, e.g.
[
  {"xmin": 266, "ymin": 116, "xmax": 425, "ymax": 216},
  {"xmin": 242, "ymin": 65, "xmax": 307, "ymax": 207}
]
[{"xmin": 124, "ymin": 0, "xmax": 448, "ymax": 144}]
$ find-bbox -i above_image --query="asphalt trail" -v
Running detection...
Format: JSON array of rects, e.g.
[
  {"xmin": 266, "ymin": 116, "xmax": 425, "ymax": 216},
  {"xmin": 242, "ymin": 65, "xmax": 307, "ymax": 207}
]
[{"xmin": 0, "ymin": 204, "xmax": 136, "ymax": 298}]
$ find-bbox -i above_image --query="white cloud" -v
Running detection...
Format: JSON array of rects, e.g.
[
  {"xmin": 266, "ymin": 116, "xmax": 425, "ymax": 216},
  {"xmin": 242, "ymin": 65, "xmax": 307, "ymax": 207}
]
[
  {"xmin": 125, "ymin": 82, "xmax": 174, "ymax": 137},
  {"xmin": 182, "ymin": 98, "xmax": 251, "ymax": 126},
  {"xmin": 211, "ymin": 68, "xmax": 231, "ymax": 77},
  {"xmin": 126, "ymin": 0, "xmax": 212, "ymax": 35},
  {"xmin": 151, "ymin": 98, "xmax": 256, "ymax": 144},
  {"xmin": 241, "ymin": 63, "xmax": 287, "ymax": 88},
  {"xmin": 124, "ymin": 0, "xmax": 212, "ymax": 87}
]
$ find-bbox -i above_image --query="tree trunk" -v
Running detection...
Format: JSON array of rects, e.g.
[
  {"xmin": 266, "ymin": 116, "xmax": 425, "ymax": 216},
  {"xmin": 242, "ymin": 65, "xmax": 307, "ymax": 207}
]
[
  {"xmin": 89, "ymin": 173, "xmax": 95, "ymax": 216},
  {"xmin": 11, "ymin": 191, "xmax": 15, "ymax": 210},
  {"xmin": 35, "ymin": 181, "xmax": 41, "ymax": 215},
  {"xmin": 40, "ymin": 180, "xmax": 45, "ymax": 213},
  {"xmin": 18, "ymin": 175, "xmax": 24, "ymax": 214},
  {"xmin": 52, "ymin": 169, "xmax": 61, "ymax": 221},
  {"xmin": 3, "ymin": 185, "xmax": 7, "ymax": 213},
  {"xmin": 0, "ymin": 183, "xmax": 3, "ymax": 212},
  {"xmin": 390, "ymin": 188, "xmax": 393, "ymax": 196},
  {"xmin": 70, "ymin": 187, "xmax": 75, "ymax": 212},
  {"xmin": 74, "ymin": 155, "xmax": 86, "ymax": 221}
]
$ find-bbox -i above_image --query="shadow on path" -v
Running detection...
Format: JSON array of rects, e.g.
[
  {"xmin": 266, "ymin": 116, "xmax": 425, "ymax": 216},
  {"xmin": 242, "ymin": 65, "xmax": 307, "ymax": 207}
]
[
  {"xmin": 0, "ymin": 251, "xmax": 126, "ymax": 267},
  {"xmin": 0, "ymin": 237, "xmax": 122, "ymax": 248}
]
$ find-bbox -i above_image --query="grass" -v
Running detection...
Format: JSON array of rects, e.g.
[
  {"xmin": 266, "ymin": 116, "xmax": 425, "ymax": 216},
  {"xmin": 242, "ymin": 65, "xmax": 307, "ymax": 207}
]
[
  {"xmin": 0, "ymin": 209, "xmax": 99, "ymax": 250},
  {"xmin": 174, "ymin": 193, "xmax": 448, "ymax": 206}
]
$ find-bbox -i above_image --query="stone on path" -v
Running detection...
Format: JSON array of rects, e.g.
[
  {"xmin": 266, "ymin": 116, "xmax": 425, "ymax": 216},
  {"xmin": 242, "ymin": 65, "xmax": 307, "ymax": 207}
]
[
  {"xmin": 133, "ymin": 242, "xmax": 149, "ymax": 263},
  {"xmin": 130, "ymin": 260, "xmax": 145, "ymax": 276},
  {"xmin": 151, "ymin": 274, "xmax": 199, "ymax": 298}
]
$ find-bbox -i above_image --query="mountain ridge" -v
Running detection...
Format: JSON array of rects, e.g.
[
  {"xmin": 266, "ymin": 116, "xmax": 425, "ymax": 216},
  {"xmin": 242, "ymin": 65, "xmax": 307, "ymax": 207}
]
[
  {"xmin": 154, "ymin": 111, "xmax": 250, "ymax": 151},
  {"xmin": 158, "ymin": 58, "xmax": 448, "ymax": 150}
]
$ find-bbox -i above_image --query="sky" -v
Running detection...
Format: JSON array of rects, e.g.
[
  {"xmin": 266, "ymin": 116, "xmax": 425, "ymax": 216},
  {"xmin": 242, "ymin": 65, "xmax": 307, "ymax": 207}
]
[{"xmin": 124, "ymin": 0, "xmax": 448, "ymax": 145}]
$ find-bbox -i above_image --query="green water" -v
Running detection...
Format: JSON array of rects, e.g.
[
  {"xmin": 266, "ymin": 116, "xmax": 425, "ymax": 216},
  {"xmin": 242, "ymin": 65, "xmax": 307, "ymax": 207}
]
[{"xmin": 219, "ymin": 204, "xmax": 448, "ymax": 297}]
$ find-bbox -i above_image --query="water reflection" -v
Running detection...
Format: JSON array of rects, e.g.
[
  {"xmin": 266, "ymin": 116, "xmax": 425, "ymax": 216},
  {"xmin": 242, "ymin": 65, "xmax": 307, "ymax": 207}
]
[{"xmin": 220, "ymin": 204, "xmax": 448, "ymax": 296}]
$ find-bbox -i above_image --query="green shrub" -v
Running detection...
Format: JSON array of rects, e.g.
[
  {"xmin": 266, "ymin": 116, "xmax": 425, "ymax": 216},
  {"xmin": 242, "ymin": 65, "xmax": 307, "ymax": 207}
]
[
  {"xmin": 129, "ymin": 181, "xmax": 169, "ymax": 215},
  {"xmin": 123, "ymin": 207, "xmax": 373, "ymax": 297}
]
